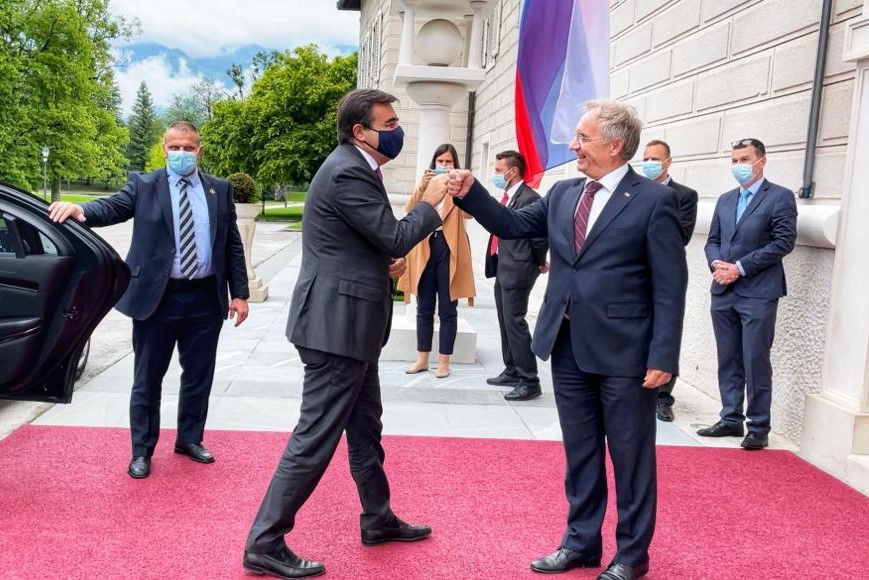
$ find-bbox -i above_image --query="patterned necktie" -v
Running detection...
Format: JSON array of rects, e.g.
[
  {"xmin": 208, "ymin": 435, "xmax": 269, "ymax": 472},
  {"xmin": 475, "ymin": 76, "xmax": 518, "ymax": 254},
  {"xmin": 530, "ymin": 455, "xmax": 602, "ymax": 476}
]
[
  {"xmin": 574, "ymin": 180, "xmax": 602, "ymax": 254},
  {"xmin": 736, "ymin": 189, "xmax": 751, "ymax": 222},
  {"xmin": 178, "ymin": 177, "xmax": 198, "ymax": 279},
  {"xmin": 489, "ymin": 190, "xmax": 511, "ymax": 256}
]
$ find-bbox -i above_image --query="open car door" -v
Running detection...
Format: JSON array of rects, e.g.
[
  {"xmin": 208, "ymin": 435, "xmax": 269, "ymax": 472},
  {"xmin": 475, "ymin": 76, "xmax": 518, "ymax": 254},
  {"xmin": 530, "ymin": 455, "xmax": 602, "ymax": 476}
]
[{"xmin": 0, "ymin": 183, "xmax": 129, "ymax": 403}]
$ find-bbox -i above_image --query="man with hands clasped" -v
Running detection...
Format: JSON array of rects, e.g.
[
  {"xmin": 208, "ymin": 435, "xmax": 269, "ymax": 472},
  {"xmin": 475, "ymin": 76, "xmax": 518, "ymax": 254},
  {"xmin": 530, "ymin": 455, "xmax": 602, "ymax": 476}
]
[{"xmin": 698, "ymin": 138, "xmax": 797, "ymax": 450}]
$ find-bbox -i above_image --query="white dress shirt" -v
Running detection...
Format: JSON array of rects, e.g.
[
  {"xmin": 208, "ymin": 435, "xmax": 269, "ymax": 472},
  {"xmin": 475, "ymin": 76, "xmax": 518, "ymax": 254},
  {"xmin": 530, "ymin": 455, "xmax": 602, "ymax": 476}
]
[{"xmin": 576, "ymin": 163, "xmax": 630, "ymax": 233}]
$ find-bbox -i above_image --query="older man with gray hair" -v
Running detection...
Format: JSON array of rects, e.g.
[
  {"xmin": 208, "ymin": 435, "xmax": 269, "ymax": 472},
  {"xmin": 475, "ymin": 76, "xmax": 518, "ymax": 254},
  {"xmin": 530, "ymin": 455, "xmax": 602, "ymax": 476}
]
[{"xmin": 446, "ymin": 100, "xmax": 687, "ymax": 579}]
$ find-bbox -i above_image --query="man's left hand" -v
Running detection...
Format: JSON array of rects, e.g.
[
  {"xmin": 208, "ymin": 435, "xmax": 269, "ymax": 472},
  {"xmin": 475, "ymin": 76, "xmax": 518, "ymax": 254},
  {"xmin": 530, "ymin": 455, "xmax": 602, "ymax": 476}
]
[
  {"xmin": 389, "ymin": 257, "xmax": 407, "ymax": 279},
  {"xmin": 229, "ymin": 298, "xmax": 249, "ymax": 327},
  {"xmin": 643, "ymin": 368, "xmax": 672, "ymax": 389},
  {"xmin": 712, "ymin": 261, "xmax": 740, "ymax": 286}
]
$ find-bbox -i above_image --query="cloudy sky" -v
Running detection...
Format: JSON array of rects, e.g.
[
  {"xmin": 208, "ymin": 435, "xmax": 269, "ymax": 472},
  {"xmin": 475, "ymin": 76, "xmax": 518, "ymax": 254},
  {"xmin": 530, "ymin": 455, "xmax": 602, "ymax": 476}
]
[{"xmin": 109, "ymin": 0, "xmax": 361, "ymax": 115}]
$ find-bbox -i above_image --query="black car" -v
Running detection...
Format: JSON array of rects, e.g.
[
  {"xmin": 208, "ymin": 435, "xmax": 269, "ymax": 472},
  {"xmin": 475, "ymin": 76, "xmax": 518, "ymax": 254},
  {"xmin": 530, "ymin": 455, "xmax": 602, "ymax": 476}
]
[{"xmin": 0, "ymin": 182, "xmax": 129, "ymax": 403}]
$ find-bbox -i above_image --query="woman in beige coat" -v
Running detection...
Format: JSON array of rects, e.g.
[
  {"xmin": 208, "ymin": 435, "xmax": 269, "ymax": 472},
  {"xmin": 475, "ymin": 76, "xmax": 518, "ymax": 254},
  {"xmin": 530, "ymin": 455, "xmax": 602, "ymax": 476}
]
[{"xmin": 397, "ymin": 144, "xmax": 475, "ymax": 378}]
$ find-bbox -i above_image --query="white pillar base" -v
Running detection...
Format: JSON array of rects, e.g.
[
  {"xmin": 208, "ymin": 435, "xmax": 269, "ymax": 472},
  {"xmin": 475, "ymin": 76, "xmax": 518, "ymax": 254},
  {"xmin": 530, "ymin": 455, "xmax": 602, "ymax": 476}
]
[
  {"xmin": 247, "ymin": 277, "xmax": 269, "ymax": 303},
  {"xmin": 381, "ymin": 316, "xmax": 477, "ymax": 364},
  {"xmin": 802, "ymin": 393, "xmax": 869, "ymax": 494}
]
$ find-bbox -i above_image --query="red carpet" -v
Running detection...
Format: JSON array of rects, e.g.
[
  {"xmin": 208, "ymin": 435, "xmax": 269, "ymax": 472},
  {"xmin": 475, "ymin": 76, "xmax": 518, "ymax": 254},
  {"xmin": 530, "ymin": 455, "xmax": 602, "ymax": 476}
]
[{"xmin": 0, "ymin": 425, "xmax": 867, "ymax": 579}]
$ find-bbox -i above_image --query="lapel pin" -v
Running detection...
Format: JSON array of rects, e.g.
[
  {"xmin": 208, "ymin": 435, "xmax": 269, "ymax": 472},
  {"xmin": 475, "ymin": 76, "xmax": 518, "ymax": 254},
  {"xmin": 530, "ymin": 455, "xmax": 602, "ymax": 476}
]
[
  {"xmin": 209, "ymin": 187, "xmax": 216, "ymax": 194},
  {"xmin": 623, "ymin": 192, "xmax": 631, "ymax": 197}
]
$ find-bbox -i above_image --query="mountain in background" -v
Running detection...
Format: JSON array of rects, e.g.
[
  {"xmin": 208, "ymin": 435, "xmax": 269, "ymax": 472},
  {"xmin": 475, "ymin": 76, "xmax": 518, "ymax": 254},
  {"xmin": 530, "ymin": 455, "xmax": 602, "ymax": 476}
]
[{"xmin": 114, "ymin": 42, "xmax": 273, "ymax": 81}]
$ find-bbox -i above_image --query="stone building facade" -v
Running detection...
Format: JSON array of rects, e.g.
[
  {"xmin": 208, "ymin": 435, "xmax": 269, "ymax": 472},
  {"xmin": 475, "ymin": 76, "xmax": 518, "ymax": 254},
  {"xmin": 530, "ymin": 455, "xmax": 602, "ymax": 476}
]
[{"xmin": 338, "ymin": 0, "xmax": 869, "ymax": 492}]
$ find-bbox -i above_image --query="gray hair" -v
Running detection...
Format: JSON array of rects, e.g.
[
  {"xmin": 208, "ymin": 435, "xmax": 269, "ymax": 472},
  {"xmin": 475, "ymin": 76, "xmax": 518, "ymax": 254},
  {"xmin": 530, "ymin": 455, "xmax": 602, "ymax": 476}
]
[{"xmin": 584, "ymin": 100, "xmax": 643, "ymax": 161}]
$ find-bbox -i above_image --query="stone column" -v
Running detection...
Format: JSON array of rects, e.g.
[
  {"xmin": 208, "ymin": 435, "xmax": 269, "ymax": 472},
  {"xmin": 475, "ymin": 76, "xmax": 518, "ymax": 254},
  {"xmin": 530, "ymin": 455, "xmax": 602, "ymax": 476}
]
[
  {"xmin": 801, "ymin": 0, "xmax": 869, "ymax": 493},
  {"xmin": 234, "ymin": 203, "xmax": 269, "ymax": 303},
  {"xmin": 398, "ymin": 1, "xmax": 417, "ymax": 66}
]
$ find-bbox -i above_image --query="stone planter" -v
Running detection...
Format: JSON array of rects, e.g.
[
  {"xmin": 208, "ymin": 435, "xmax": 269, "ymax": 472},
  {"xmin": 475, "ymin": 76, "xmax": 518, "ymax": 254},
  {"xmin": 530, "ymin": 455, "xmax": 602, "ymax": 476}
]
[{"xmin": 235, "ymin": 202, "xmax": 268, "ymax": 302}]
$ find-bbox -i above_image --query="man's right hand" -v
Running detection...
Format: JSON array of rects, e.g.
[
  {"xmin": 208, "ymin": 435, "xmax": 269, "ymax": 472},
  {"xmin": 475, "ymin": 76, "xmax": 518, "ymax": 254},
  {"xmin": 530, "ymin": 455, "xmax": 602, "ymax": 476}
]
[
  {"xmin": 420, "ymin": 173, "xmax": 448, "ymax": 207},
  {"xmin": 447, "ymin": 169, "xmax": 474, "ymax": 198},
  {"xmin": 48, "ymin": 202, "xmax": 85, "ymax": 223}
]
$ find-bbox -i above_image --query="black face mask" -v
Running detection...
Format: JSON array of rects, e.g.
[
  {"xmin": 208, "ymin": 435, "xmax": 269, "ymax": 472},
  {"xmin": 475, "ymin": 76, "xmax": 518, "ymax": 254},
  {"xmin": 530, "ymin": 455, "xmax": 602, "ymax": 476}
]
[{"xmin": 366, "ymin": 126, "xmax": 405, "ymax": 159}]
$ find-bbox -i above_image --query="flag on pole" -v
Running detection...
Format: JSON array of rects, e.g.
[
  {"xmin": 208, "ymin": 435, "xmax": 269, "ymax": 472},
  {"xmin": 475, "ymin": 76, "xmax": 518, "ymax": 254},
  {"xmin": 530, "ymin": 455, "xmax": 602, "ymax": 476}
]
[{"xmin": 515, "ymin": 0, "xmax": 610, "ymax": 187}]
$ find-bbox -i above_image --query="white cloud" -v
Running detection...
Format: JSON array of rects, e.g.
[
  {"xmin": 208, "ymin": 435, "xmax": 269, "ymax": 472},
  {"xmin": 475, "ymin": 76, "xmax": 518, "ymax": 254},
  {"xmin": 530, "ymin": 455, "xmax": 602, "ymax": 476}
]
[
  {"xmin": 114, "ymin": 53, "xmax": 231, "ymax": 117},
  {"xmin": 110, "ymin": 0, "xmax": 360, "ymax": 58}
]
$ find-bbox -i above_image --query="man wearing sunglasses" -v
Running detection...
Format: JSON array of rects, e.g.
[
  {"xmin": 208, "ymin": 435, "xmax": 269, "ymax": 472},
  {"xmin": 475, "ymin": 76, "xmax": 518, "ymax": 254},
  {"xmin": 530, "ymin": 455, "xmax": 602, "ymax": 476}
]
[{"xmin": 698, "ymin": 138, "xmax": 797, "ymax": 450}]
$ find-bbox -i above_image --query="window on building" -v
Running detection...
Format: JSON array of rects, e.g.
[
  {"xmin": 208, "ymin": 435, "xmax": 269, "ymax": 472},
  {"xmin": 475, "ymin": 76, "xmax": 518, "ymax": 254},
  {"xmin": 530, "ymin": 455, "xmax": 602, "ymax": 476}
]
[{"xmin": 482, "ymin": 1, "xmax": 502, "ymax": 69}]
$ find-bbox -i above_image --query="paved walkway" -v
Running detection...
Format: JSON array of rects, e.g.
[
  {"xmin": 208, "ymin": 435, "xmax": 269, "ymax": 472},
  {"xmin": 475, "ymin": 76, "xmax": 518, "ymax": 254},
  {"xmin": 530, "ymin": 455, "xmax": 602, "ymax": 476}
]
[{"xmin": 26, "ymin": 221, "xmax": 796, "ymax": 452}]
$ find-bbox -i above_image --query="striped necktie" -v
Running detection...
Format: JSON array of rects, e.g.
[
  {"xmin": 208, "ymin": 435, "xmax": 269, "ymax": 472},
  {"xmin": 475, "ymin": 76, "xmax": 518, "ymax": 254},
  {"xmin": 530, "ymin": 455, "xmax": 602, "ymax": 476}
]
[
  {"xmin": 178, "ymin": 177, "xmax": 198, "ymax": 279},
  {"xmin": 574, "ymin": 180, "xmax": 602, "ymax": 254}
]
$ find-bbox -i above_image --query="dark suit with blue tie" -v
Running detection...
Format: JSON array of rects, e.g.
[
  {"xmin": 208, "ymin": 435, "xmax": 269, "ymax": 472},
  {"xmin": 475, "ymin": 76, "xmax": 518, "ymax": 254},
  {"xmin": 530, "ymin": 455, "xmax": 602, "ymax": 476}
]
[
  {"xmin": 82, "ymin": 168, "xmax": 248, "ymax": 456},
  {"xmin": 704, "ymin": 178, "xmax": 797, "ymax": 435},
  {"xmin": 455, "ymin": 166, "xmax": 687, "ymax": 568}
]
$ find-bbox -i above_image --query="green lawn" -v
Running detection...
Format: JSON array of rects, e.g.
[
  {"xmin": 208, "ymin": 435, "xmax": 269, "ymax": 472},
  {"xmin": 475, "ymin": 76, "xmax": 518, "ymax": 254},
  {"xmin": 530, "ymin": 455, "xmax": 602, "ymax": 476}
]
[{"xmin": 258, "ymin": 205, "xmax": 304, "ymax": 219}]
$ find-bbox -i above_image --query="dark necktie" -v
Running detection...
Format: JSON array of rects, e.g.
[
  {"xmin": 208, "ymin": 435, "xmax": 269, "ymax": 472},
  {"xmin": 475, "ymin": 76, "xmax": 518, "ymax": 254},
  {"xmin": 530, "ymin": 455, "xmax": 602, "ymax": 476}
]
[
  {"xmin": 178, "ymin": 177, "xmax": 198, "ymax": 279},
  {"xmin": 574, "ymin": 180, "xmax": 602, "ymax": 254},
  {"xmin": 375, "ymin": 167, "xmax": 383, "ymax": 181},
  {"xmin": 489, "ymin": 190, "xmax": 510, "ymax": 256}
]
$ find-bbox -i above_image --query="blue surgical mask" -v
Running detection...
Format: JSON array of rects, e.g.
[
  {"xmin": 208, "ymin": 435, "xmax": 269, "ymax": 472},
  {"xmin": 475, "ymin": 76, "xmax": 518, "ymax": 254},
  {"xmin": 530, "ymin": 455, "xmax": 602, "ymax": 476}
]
[
  {"xmin": 642, "ymin": 160, "xmax": 663, "ymax": 180},
  {"xmin": 167, "ymin": 151, "xmax": 198, "ymax": 175},
  {"xmin": 731, "ymin": 161, "xmax": 758, "ymax": 185},
  {"xmin": 433, "ymin": 164, "xmax": 450, "ymax": 175},
  {"xmin": 491, "ymin": 173, "xmax": 507, "ymax": 189},
  {"xmin": 369, "ymin": 126, "xmax": 405, "ymax": 159}
]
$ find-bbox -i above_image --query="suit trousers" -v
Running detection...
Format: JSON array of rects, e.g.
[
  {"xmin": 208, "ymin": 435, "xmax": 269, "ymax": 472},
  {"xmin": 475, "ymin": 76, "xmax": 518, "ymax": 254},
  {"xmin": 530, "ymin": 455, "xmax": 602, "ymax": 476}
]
[
  {"xmin": 245, "ymin": 346, "xmax": 396, "ymax": 553},
  {"xmin": 494, "ymin": 278, "xmax": 538, "ymax": 381},
  {"xmin": 130, "ymin": 277, "xmax": 223, "ymax": 457},
  {"xmin": 711, "ymin": 291, "xmax": 779, "ymax": 435},
  {"xmin": 551, "ymin": 321, "xmax": 657, "ymax": 567},
  {"xmin": 416, "ymin": 232, "xmax": 458, "ymax": 355}
]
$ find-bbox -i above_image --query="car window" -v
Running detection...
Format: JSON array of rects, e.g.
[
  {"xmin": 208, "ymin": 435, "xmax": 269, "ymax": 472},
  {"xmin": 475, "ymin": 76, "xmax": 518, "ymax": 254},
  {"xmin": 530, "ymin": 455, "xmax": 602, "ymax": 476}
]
[
  {"xmin": 0, "ymin": 216, "xmax": 12, "ymax": 254},
  {"xmin": 0, "ymin": 211, "xmax": 58, "ymax": 256}
]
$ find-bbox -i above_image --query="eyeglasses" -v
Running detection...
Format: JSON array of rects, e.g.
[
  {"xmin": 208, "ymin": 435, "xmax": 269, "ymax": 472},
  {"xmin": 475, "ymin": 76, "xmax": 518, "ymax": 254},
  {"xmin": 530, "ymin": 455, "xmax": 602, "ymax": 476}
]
[{"xmin": 574, "ymin": 132, "xmax": 604, "ymax": 144}]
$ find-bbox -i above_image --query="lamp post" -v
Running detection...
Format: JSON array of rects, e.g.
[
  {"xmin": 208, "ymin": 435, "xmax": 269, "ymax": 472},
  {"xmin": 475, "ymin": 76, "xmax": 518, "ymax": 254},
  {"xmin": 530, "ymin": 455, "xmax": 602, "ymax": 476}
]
[{"xmin": 41, "ymin": 146, "xmax": 49, "ymax": 201}]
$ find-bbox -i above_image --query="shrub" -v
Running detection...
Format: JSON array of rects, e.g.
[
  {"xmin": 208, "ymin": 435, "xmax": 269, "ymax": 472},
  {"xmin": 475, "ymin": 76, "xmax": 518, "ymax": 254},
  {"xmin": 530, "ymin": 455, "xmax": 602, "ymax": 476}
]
[{"xmin": 228, "ymin": 172, "xmax": 259, "ymax": 203}]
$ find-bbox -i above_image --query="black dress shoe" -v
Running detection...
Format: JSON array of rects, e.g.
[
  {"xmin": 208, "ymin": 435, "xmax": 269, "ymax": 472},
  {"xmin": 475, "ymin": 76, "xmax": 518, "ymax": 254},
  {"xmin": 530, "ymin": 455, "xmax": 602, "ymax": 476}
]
[
  {"xmin": 174, "ymin": 443, "xmax": 215, "ymax": 463},
  {"xmin": 504, "ymin": 381, "xmax": 542, "ymax": 401},
  {"xmin": 597, "ymin": 562, "xmax": 649, "ymax": 580},
  {"xmin": 656, "ymin": 401, "xmax": 674, "ymax": 422},
  {"xmin": 361, "ymin": 518, "xmax": 432, "ymax": 545},
  {"xmin": 486, "ymin": 371, "xmax": 521, "ymax": 386},
  {"xmin": 741, "ymin": 432, "xmax": 769, "ymax": 449},
  {"xmin": 128, "ymin": 456, "xmax": 151, "ymax": 479},
  {"xmin": 243, "ymin": 547, "xmax": 324, "ymax": 578},
  {"xmin": 696, "ymin": 421, "xmax": 744, "ymax": 437},
  {"xmin": 530, "ymin": 548, "xmax": 601, "ymax": 574}
]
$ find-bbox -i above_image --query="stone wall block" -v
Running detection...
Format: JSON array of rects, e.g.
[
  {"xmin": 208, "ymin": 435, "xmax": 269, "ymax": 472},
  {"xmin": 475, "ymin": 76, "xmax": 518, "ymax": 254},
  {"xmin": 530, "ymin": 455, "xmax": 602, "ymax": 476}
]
[
  {"xmin": 652, "ymin": 0, "xmax": 702, "ymax": 46},
  {"xmin": 732, "ymin": 0, "xmax": 823, "ymax": 55},
  {"xmin": 673, "ymin": 22, "xmax": 731, "ymax": 77},
  {"xmin": 696, "ymin": 54, "xmax": 771, "ymax": 110}
]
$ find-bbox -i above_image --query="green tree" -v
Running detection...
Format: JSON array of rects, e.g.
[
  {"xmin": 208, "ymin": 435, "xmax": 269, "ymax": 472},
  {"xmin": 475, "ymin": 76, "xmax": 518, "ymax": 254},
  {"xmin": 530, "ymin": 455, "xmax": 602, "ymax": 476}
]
[
  {"xmin": 227, "ymin": 63, "xmax": 245, "ymax": 99},
  {"xmin": 201, "ymin": 45, "xmax": 357, "ymax": 186},
  {"xmin": 0, "ymin": 0, "xmax": 135, "ymax": 197},
  {"xmin": 127, "ymin": 81, "xmax": 159, "ymax": 172},
  {"xmin": 164, "ymin": 92, "xmax": 207, "ymax": 127}
]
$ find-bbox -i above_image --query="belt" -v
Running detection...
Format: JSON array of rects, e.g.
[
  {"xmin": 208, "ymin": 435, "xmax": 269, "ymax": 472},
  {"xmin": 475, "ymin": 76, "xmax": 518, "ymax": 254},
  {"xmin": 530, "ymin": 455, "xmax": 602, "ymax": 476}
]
[{"xmin": 166, "ymin": 275, "xmax": 216, "ymax": 291}]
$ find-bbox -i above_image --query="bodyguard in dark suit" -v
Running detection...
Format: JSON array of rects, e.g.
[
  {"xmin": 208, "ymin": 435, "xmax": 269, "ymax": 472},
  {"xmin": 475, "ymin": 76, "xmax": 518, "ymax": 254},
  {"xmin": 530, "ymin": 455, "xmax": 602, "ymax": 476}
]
[
  {"xmin": 641, "ymin": 140, "xmax": 698, "ymax": 422},
  {"xmin": 243, "ymin": 89, "xmax": 445, "ymax": 579},
  {"xmin": 448, "ymin": 100, "xmax": 687, "ymax": 580},
  {"xmin": 698, "ymin": 138, "xmax": 797, "ymax": 450},
  {"xmin": 48, "ymin": 121, "xmax": 250, "ymax": 479},
  {"xmin": 485, "ymin": 150, "xmax": 549, "ymax": 401}
]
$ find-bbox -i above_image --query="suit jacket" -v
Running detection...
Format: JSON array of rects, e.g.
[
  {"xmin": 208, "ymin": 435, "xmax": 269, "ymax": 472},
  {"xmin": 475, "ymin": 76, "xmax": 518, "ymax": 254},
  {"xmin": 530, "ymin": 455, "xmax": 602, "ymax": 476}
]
[
  {"xmin": 704, "ymin": 178, "xmax": 797, "ymax": 299},
  {"xmin": 82, "ymin": 168, "xmax": 248, "ymax": 321},
  {"xmin": 286, "ymin": 144, "xmax": 441, "ymax": 362},
  {"xmin": 456, "ymin": 166, "xmax": 688, "ymax": 377},
  {"xmin": 667, "ymin": 179, "xmax": 699, "ymax": 245},
  {"xmin": 485, "ymin": 183, "xmax": 549, "ymax": 289}
]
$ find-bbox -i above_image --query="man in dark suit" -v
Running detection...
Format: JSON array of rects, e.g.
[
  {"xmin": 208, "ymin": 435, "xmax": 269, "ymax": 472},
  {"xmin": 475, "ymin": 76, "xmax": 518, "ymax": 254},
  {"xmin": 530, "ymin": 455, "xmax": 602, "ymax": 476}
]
[
  {"xmin": 48, "ymin": 121, "xmax": 250, "ymax": 479},
  {"xmin": 698, "ymin": 138, "xmax": 797, "ymax": 450},
  {"xmin": 448, "ymin": 100, "xmax": 687, "ymax": 580},
  {"xmin": 640, "ymin": 140, "xmax": 698, "ymax": 422},
  {"xmin": 485, "ymin": 150, "xmax": 549, "ymax": 401},
  {"xmin": 242, "ymin": 89, "xmax": 446, "ymax": 579}
]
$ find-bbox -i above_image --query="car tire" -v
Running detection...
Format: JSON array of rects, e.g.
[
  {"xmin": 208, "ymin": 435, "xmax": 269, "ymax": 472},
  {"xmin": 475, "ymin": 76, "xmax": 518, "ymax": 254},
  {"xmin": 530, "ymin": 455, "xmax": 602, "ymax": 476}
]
[{"xmin": 74, "ymin": 339, "xmax": 90, "ymax": 382}]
